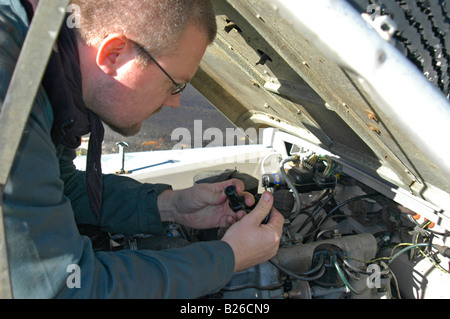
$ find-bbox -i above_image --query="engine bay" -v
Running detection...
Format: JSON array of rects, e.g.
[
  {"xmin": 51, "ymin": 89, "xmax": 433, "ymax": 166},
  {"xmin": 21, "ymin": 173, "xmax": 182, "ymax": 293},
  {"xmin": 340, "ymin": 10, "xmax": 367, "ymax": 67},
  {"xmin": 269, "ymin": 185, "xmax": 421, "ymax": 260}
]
[
  {"xmin": 108, "ymin": 129, "xmax": 450, "ymax": 300},
  {"xmin": 207, "ymin": 155, "xmax": 449, "ymax": 299}
]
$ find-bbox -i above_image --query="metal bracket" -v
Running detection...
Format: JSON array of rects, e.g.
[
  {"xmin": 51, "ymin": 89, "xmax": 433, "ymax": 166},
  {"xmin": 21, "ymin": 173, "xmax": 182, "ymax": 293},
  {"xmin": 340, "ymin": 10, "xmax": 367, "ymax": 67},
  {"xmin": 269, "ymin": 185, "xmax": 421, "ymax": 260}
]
[
  {"xmin": 361, "ymin": 13, "xmax": 397, "ymax": 43},
  {"xmin": 0, "ymin": 0, "xmax": 70, "ymax": 299},
  {"xmin": 361, "ymin": 3, "xmax": 397, "ymax": 43}
]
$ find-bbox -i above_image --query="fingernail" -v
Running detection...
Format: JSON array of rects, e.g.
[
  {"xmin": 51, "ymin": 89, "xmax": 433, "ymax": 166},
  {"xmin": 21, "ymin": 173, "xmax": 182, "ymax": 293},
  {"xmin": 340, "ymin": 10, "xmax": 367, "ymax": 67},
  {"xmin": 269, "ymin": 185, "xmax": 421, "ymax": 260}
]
[{"xmin": 262, "ymin": 192, "xmax": 271, "ymax": 202}]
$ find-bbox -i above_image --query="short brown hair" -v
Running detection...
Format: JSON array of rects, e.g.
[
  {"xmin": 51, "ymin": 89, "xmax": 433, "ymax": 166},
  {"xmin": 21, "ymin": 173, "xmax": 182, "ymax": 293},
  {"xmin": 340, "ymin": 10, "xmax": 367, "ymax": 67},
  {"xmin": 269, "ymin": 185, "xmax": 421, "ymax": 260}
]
[{"xmin": 71, "ymin": 0, "xmax": 217, "ymax": 58}]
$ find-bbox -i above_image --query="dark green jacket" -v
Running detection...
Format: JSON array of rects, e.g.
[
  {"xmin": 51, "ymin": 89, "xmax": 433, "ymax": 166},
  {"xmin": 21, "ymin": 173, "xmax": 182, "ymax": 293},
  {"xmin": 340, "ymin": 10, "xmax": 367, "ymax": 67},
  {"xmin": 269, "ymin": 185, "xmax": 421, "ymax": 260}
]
[{"xmin": 0, "ymin": 0, "xmax": 234, "ymax": 298}]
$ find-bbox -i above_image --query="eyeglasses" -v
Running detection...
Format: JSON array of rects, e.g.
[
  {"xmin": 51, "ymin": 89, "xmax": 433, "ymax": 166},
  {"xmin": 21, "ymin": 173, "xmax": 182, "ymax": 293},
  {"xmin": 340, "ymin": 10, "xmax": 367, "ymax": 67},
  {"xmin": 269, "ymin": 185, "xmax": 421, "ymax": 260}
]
[{"xmin": 130, "ymin": 40, "xmax": 187, "ymax": 95}]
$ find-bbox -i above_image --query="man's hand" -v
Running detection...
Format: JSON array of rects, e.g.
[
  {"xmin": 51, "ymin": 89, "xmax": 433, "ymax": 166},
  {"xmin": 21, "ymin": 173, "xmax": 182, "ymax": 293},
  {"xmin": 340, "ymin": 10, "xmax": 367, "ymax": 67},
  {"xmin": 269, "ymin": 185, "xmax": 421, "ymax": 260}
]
[
  {"xmin": 157, "ymin": 179, "xmax": 254, "ymax": 229},
  {"xmin": 221, "ymin": 191, "xmax": 284, "ymax": 272},
  {"xmin": 157, "ymin": 180, "xmax": 284, "ymax": 272}
]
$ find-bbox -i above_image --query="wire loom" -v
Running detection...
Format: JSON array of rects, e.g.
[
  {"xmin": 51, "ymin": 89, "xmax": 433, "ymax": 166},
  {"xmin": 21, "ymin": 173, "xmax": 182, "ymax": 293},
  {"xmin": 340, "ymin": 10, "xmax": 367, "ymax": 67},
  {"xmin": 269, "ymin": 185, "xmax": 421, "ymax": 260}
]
[{"xmin": 272, "ymin": 153, "xmax": 450, "ymax": 298}]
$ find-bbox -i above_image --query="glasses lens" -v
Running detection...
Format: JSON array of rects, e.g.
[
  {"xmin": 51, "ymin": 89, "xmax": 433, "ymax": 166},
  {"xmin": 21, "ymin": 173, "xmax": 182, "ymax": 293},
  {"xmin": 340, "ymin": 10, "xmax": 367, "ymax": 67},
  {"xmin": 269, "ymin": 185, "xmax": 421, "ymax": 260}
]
[{"xmin": 171, "ymin": 83, "xmax": 187, "ymax": 95}]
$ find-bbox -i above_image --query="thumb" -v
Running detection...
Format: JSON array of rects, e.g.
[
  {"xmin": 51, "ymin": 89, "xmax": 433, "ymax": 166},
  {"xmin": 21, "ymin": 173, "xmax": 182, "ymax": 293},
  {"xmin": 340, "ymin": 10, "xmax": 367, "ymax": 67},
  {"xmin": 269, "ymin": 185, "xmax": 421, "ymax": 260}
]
[{"xmin": 249, "ymin": 191, "xmax": 273, "ymax": 224}]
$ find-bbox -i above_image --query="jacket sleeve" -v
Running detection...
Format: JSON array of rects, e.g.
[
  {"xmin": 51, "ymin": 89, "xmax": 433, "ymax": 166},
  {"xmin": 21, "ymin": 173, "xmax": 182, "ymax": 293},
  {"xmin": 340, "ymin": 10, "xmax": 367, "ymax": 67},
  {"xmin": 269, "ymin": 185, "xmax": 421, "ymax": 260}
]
[
  {"xmin": 1, "ymin": 0, "xmax": 235, "ymax": 299},
  {"xmin": 58, "ymin": 146, "xmax": 173, "ymax": 235}
]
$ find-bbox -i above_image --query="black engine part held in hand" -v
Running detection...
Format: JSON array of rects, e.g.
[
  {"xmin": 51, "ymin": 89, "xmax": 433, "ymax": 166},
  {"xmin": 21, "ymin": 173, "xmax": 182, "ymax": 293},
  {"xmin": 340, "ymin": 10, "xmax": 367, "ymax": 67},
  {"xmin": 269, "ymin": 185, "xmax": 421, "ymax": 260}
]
[
  {"xmin": 262, "ymin": 209, "xmax": 271, "ymax": 225},
  {"xmin": 225, "ymin": 185, "xmax": 246, "ymax": 213},
  {"xmin": 256, "ymin": 194, "xmax": 272, "ymax": 225},
  {"xmin": 225, "ymin": 186, "xmax": 272, "ymax": 223},
  {"xmin": 246, "ymin": 194, "xmax": 272, "ymax": 224}
]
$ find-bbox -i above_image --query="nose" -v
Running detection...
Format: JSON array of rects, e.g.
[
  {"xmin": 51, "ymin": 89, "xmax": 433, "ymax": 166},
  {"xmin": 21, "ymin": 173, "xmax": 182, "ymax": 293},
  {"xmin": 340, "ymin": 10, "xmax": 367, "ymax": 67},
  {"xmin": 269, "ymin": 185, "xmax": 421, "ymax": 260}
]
[{"xmin": 164, "ymin": 93, "xmax": 181, "ymax": 109}]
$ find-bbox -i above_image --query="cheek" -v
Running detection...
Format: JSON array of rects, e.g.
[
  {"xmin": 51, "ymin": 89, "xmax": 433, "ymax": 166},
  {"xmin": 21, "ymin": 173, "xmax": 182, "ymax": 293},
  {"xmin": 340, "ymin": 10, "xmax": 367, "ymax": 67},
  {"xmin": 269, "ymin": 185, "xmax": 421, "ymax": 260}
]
[
  {"xmin": 135, "ymin": 85, "xmax": 169, "ymax": 113},
  {"xmin": 122, "ymin": 70, "xmax": 171, "ymax": 118}
]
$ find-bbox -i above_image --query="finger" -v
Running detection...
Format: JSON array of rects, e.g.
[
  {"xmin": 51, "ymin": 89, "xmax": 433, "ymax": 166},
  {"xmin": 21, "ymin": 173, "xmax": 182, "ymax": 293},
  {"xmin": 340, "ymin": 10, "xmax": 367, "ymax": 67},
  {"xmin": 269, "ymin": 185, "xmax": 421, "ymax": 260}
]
[
  {"xmin": 234, "ymin": 209, "xmax": 246, "ymax": 221},
  {"xmin": 214, "ymin": 178, "xmax": 245, "ymax": 194},
  {"xmin": 198, "ymin": 179, "xmax": 241, "ymax": 206},
  {"xmin": 221, "ymin": 209, "xmax": 245, "ymax": 228},
  {"xmin": 248, "ymin": 191, "xmax": 274, "ymax": 224},
  {"xmin": 211, "ymin": 179, "xmax": 245, "ymax": 204},
  {"xmin": 242, "ymin": 191, "xmax": 255, "ymax": 207},
  {"xmin": 266, "ymin": 208, "xmax": 284, "ymax": 231},
  {"xmin": 228, "ymin": 178, "xmax": 246, "ymax": 194},
  {"xmin": 227, "ymin": 179, "xmax": 255, "ymax": 207},
  {"xmin": 223, "ymin": 209, "xmax": 245, "ymax": 226},
  {"xmin": 220, "ymin": 179, "xmax": 253, "ymax": 210},
  {"xmin": 224, "ymin": 215, "xmax": 235, "ymax": 227}
]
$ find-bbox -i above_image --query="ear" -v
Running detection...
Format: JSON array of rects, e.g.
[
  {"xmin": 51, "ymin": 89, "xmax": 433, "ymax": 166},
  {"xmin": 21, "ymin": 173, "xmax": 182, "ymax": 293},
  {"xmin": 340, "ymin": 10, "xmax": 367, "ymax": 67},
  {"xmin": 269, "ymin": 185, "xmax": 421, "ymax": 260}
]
[{"xmin": 96, "ymin": 34, "xmax": 131, "ymax": 75}]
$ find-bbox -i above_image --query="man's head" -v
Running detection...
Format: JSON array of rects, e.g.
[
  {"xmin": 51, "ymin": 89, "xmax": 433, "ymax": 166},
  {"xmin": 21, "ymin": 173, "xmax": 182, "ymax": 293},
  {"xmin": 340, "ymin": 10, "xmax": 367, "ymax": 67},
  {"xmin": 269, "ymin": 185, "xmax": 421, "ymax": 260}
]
[{"xmin": 71, "ymin": 0, "xmax": 217, "ymax": 136}]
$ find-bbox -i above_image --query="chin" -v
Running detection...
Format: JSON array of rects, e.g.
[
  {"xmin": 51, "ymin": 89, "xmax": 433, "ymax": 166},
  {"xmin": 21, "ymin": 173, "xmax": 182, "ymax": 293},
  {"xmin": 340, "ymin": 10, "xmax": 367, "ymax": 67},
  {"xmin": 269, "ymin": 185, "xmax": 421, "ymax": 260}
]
[{"xmin": 107, "ymin": 122, "xmax": 142, "ymax": 137}]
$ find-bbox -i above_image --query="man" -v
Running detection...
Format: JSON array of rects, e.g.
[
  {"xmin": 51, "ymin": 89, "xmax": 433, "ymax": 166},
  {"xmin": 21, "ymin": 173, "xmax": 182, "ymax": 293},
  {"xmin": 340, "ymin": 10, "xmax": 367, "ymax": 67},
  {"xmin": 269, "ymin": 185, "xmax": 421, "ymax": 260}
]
[{"xmin": 0, "ymin": 0, "xmax": 284, "ymax": 298}]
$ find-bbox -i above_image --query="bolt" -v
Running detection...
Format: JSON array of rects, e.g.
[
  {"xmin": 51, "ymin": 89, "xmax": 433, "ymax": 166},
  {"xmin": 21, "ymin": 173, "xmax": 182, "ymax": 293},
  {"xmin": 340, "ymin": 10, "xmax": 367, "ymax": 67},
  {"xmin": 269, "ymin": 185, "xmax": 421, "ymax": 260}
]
[
  {"xmin": 256, "ymin": 50, "xmax": 273, "ymax": 66},
  {"xmin": 366, "ymin": 110, "xmax": 379, "ymax": 123},
  {"xmin": 224, "ymin": 21, "xmax": 241, "ymax": 33},
  {"xmin": 368, "ymin": 124, "xmax": 381, "ymax": 135},
  {"xmin": 250, "ymin": 79, "xmax": 260, "ymax": 88},
  {"xmin": 116, "ymin": 141, "xmax": 129, "ymax": 174}
]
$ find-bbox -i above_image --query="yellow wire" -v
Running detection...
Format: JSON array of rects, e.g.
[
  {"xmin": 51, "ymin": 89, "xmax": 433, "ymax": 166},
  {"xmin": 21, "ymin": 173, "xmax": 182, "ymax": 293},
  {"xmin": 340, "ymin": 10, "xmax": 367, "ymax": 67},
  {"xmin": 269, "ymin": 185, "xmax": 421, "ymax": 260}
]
[{"xmin": 345, "ymin": 242, "xmax": 450, "ymax": 274}]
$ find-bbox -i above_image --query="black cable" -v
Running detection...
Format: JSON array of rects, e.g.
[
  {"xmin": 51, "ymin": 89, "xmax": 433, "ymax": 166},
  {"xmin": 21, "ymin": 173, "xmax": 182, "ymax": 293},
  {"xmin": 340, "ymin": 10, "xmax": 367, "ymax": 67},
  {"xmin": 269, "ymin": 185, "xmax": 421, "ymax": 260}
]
[
  {"xmin": 299, "ymin": 189, "xmax": 330, "ymax": 211},
  {"xmin": 269, "ymin": 254, "xmax": 325, "ymax": 281},
  {"xmin": 316, "ymin": 193, "xmax": 381, "ymax": 231},
  {"xmin": 269, "ymin": 260, "xmax": 326, "ymax": 281},
  {"xmin": 338, "ymin": 254, "xmax": 372, "ymax": 276},
  {"xmin": 327, "ymin": 193, "xmax": 380, "ymax": 217},
  {"xmin": 295, "ymin": 192, "xmax": 334, "ymax": 234},
  {"xmin": 300, "ymin": 253, "xmax": 325, "ymax": 276}
]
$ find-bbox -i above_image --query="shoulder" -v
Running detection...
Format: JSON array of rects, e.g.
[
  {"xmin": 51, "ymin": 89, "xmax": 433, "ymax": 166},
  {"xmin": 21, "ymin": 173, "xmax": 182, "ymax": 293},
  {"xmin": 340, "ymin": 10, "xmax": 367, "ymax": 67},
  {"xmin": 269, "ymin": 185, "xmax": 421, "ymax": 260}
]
[
  {"xmin": 0, "ymin": 0, "xmax": 54, "ymax": 130},
  {"xmin": 0, "ymin": 0, "xmax": 30, "ymax": 33},
  {"xmin": 0, "ymin": 0, "xmax": 29, "ymax": 99}
]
